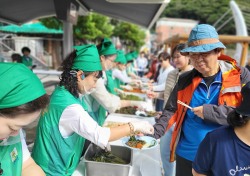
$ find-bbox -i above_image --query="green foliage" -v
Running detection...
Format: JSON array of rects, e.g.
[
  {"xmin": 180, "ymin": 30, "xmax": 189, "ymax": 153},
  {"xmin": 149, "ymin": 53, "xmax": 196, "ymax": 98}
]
[
  {"xmin": 39, "ymin": 13, "xmax": 145, "ymax": 49},
  {"xmin": 236, "ymin": 0, "xmax": 250, "ymax": 34},
  {"xmin": 39, "ymin": 13, "xmax": 113, "ymax": 41},
  {"xmin": 39, "ymin": 17, "xmax": 62, "ymax": 30},
  {"xmin": 91, "ymin": 13, "xmax": 113, "ymax": 38},
  {"xmin": 162, "ymin": 0, "xmax": 235, "ymax": 34},
  {"xmin": 74, "ymin": 13, "xmax": 113, "ymax": 40},
  {"xmin": 113, "ymin": 22, "xmax": 145, "ymax": 50}
]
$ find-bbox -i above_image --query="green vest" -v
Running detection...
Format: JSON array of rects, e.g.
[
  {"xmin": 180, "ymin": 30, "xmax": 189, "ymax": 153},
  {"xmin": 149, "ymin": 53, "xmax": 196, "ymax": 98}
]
[
  {"xmin": 105, "ymin": 70, "xmax": 116, "ymax": 95},
  {"xmin": 0, "ymin": 134, "xmax": 22, "ymax": 176},
  {"xmin": 21, "ymin": 56, "xmax": 33, "ymax": 67},
  {"xmin": 126, "ymin": 63, "xmax": 137, "ymax": 75},
  {"xmin": 32, "ymin": 86, "xmax": 86, "ymax": 176},
  {"xmin": 114, "ymin": 77, "xmax": 125, "ymax": 90},
  {"xmin": 82, "ymin": 72, "xmax": 115, "ymax": 126},
  {"xmin": 82, "ymin": 95, "xmax": 107, "ymax": 126}
]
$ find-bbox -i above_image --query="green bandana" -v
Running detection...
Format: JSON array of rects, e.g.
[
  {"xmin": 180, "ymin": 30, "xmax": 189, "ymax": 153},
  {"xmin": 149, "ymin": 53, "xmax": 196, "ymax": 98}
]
[
  {"xmin": 125, "ymin": 53, "xmax": 134, "ymax": 62},
  {"xmin": 131, "ymin": 51, "xmax": 138, "ymax": 59},
  {"xmin": 98, "ymin": 38, "xmax": 117, "ymax": 56},
  {"xmin": 115, "ymin": 50, "xmax": 127, "ymax": 64},
  {"xmin": 72, "ymin": 44, "xmax": 102, "ymax": 71},
  {"xmin": 0, "ymin": 63, "xmax": 46, "ymax": 109}
]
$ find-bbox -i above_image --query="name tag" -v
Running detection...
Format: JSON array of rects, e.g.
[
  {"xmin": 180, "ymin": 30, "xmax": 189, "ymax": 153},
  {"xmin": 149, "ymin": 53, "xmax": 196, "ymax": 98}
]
[{"xmin": 10, "ymin": 147, "xmax": 18, "ymax": 162}]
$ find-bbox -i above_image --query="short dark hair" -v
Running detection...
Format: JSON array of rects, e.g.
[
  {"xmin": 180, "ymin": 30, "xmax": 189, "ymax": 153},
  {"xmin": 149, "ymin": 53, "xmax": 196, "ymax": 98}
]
[
  {"xmin": 126, "ymin": 60, "xmax": 133, "ymax": 64},
  {"xmin": 227, "ymin": 110, "xmax": 250, "ymax": 127},
  {"xmin": 21, "ymin": 47, "xmax": 31, "ymax": 54},
  {"xmin": 158, "ymin": 52, "xmax": 171, "ymax": 61},
  {"xmin": 0, "ymin": 94, "xmax": 50, "ymax": 118},
  {"xmin": 171, "ymin": 43, "xmax": 187, "ymax": 58},
  {"xmin": 11, "ymin": 53, "xmax": 22, "ymax": 63}
]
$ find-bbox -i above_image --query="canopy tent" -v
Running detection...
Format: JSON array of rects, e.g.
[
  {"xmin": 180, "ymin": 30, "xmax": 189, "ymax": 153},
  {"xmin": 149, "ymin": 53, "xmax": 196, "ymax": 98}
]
[
  {"xmin": 0, "ymin": 0, "xmax": 168, "ymax": 65},
  {"xmin": 0, "ymin": 0, "xmax": 168, "ymax": 29},
  {"xmin": 80, "ymin": 0, "xmax": 167, "ymax": 29},
  {"xmin": 0, "ymin": 22, "xmax": 63, "ymax": 34}
]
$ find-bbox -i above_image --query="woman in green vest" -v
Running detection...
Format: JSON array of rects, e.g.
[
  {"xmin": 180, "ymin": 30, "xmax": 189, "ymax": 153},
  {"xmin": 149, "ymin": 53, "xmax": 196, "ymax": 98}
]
[
  {"xmin": 97, "ymin": 38, "xmax": 117, "ymax": 95},
  {"xmin": 85, "ymin": 39, "xmax": 148, "ymax": 126},
  {"xmin": 0, "ymin": 63, "xmax": 49, "ymax": 176},
  {"xmin": 32, "ymin": 44, "xmax": 154, "ymax": 176},
  {"xmin": 82, "ymin": 38, "xmax": 118, "ymax": 126},
  {"xmin": 113, "ymin": 50, "xmax": 128, "ymax": 89},
  {"xmin": 126, "ymin": 51, "xmax": 139, "ymax": 79}
]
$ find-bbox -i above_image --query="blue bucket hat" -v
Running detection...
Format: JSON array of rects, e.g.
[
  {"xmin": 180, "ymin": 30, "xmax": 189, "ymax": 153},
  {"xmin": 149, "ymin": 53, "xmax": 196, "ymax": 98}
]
[{"xmin": 180, "ymin": 24, "xmax": 226, "ymax": 55}]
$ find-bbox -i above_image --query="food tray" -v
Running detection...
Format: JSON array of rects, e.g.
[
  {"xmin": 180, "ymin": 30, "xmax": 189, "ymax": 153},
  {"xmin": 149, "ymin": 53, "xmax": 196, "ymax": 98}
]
[{"xmin": 84, "ymin": 144, "xmax": 132, "ymax": 176}]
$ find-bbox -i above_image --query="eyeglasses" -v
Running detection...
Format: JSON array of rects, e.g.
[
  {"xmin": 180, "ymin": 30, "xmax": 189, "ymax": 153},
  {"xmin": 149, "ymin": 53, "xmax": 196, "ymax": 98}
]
[
  {"xmin": 189, "ymin": 51, "xmax": 214, "ymax": 58},
  {"xmin": 172, "ymin": 54, "xmax": 182, "ymax": 59},
  {"xmin": 106, "ymin": 58, "xmax": 115, "ymax": 63},
  {"xmin": 105, "ymin": 55, "xmax": 116, "ymax": 63}
]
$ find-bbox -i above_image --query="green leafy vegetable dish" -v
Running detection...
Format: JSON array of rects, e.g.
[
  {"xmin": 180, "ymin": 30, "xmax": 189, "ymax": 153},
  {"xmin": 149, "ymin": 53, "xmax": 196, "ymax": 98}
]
[
  {"xmin": 91, "ymin": 150, "xmax": 127, "ymax": 164},
  {"xmin": 119, "ymin": 94, "xmax": 142, "ymax": 101}
]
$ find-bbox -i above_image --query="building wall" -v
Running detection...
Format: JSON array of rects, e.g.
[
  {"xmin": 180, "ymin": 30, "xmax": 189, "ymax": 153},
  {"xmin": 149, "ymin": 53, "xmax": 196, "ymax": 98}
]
[{"xmin": 155, "ymin": 18, "xmax": 198, "ymax": 43}]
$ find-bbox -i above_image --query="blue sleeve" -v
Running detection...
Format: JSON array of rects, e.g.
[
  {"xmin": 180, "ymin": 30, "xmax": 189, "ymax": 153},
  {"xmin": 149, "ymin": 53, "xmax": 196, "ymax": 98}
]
[{"xmin": 192, "ymin": 133, "xmax": 213, "ymax": 175}]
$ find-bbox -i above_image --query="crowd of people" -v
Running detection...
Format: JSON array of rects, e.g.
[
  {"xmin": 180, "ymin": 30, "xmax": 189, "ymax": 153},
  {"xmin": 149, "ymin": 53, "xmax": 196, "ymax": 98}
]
[{"xmin": 1, "ymin": 23, "xmax": 250, "ymax": 176}]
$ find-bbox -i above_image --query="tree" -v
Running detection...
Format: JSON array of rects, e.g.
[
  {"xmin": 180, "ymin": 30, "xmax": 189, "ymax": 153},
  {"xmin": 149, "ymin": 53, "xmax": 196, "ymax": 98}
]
[
  {"xmin": 161, "ymin": 0, "xmax": 235, "ymax": 35},
  {"xmin": 113, "ymin": 21, "xmax": 145, "ymax": 50},
  {"xmin": 39, "ymin": 17, "xmax": 62, "ymax": 30},
  {"xmin": 40, "ymin": 15, "xmax": 146, "ymax": 50},
  {"xmin": 74, "ymin": 13, "xmax": 113, "ymax": 41},
  {"xmin": 39, "ymin": 13, "xmax": 113, "ymax": 42}
]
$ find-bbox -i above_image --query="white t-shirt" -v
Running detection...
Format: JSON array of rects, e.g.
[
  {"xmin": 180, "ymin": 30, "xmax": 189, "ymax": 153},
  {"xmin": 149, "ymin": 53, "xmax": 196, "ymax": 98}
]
[
  {"xmin": 102, "ymin": 71, "xmax": 108, "ymax": 86},
  {"xmin": 136, "ymin": 57, "xmax": 148, "ymax": 70},
  {"xmin": 59, "ymin": 104, "xmax": 110, "ymax": 149},
  {"xmin": 153, "ymin": 66, "xmax": 175, "ymax": 91},
  {"xmin": 20, "ymin": 130, "xmax": 30, "ymax": 163},
  {"xmin": 90, "ymin": 77, "xmax": 121, "ymax": 113},
  {"xmin": 112, "ymin": 68, "xmax": 132, "ymax": 83}
]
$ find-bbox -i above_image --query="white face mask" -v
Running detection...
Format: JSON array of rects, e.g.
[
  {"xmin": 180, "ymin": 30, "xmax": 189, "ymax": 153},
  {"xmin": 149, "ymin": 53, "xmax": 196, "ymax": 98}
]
[
  {"xmin": 104, "ymin": 62, "xmax": 113, "ymax": 71},
  {"xmin": 83, "ymin": 85, "xmax": 96, "ymax": 95},
  {"xmin": 86, "ymin": 88, "xmax": 96, "ymax": 94}
]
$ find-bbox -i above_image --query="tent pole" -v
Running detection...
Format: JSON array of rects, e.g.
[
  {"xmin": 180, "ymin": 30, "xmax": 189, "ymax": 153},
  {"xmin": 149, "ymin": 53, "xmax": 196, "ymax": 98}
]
[{"xmin": 63, "ymin": 21, "xmax": 73, "ymax": 59}]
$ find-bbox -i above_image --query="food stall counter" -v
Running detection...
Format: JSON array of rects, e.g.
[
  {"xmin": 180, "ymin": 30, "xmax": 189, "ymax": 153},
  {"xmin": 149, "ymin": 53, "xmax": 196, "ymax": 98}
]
[{"xmin": 73, "ymin": 113, "xmax": 162, "ymax": 176}]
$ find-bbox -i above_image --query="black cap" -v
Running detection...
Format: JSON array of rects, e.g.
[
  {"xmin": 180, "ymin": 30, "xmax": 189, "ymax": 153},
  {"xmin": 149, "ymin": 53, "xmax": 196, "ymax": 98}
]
[{"xmin": 236, "ymin": 82, "xmax": 250, "ymax": 116}]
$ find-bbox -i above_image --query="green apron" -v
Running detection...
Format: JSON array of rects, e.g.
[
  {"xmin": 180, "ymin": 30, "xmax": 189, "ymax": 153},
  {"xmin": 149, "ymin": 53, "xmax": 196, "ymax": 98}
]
[
  {"xmin": 32, "ymin": 86, "xmax": 86, "ymax": 176},
  {"xmin": 126, "ymin": 62, "xmax": 137, "ymax": 75},
  {"xmin": 0, "ymin": 133, "xmax": 22, "ymax": 176},
  {"xmin": 82, "ymin": 95, "xmax": 107, "ymax": 126},
  {"xmin": 114, "ymin": 77, "xmax": 125, "ymax": 90},
  {"xmin": 82, "ymin": 71, "xmax": 116, "ymax": 126},
  {"xmin": 105, "ymin": 70, "xmax": 117, "ymax": 95}
]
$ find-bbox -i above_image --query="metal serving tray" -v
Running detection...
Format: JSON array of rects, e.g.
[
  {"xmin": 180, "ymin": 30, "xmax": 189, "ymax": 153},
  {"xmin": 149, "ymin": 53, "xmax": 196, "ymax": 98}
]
[{"xmin": 84, "ymin": 143, "xmax": 132, "ymax": 176}]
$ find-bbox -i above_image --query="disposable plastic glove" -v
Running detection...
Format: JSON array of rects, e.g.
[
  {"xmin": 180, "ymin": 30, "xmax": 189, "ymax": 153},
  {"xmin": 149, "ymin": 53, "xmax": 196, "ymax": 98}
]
[
  {"xmin": 114, "ymin": 88, "xmax": 125, "ymax": 95},
  {"xmin": 130, "ymin": 121, "xmax": 154, "ymax": 135},
  {"xmin": 120, "ymin": 85, "xmax": 133, "ymax": 91},
  {"xmin": 130, "ymin": 101, "xmax": 147, "ymax": 110},
  {"xmin": 104, "ymin": 143, "xmax": 111, "ymax": 151}
]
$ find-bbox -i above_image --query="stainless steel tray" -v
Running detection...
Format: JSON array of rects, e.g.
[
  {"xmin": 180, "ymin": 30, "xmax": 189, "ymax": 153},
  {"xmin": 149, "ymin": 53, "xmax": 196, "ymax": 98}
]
[{"xmin": 84, "ymin": 144, "xmax": 132, "ymax": 176}]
